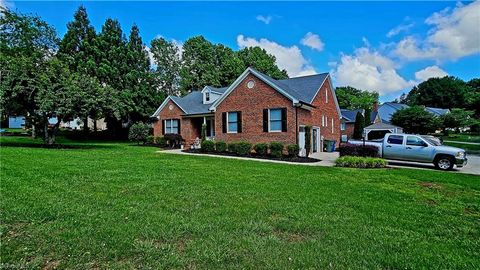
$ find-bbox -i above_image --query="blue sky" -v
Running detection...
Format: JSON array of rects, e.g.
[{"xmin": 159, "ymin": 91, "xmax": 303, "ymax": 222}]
[{"xmin": 3, "ymin": 1, "xmax": 480, "ymax": 102}]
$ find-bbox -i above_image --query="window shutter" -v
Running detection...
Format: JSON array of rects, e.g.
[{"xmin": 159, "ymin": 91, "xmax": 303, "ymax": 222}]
[
  {"xmin": 237, "ymin": 111, "xmax": 242, "ymax": 133},
  {"xmin": 281, "ymin": 108, "xmax": 287, "ymax": 132},
  {"xmin": 222, "ymin": 112, "xmax": 227, "ymax": 133},
  {"xmin": 263, "ymin": 109, "xmax": 268, "ymax": 132},
  {"xmin": 162, "ymin": 120, "xmax": 165, "ymax": 135},
  {"xmin": 177, "ymin": 119, "xmax": 181, "ymax": 135}
]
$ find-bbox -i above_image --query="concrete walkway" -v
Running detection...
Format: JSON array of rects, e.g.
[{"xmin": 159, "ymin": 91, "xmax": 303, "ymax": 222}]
[{"xmin": 159, "ymin": 149, "xmax": 338, "ymax": 167}]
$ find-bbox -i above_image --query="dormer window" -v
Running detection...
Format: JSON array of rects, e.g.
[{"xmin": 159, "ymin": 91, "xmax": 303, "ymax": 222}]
[{"xmin": 205, "ymin": 92, "xmax": 210, "ymax": 102}]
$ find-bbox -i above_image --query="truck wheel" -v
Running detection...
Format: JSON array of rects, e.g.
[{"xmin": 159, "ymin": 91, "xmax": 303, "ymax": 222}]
[{"xmin": 434, "ymin": 156, "xmax": 454, "ymax": 171}]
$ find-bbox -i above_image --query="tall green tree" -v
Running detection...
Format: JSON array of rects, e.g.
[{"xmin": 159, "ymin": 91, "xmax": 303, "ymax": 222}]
[
  {"xmin": 465, "ymin": 78, "xmax": 480, "ymax": 117},
  {"xmin": 391, "ymin": 106, "xmax": 440, "ymax": 134},
  {"xmin": 335, "ymin": 86, "xmax": 379, "ymax": 110},
  {"xmin": 59, "ymin": 5, "xmax": 100, "ymax": 132},
  {"xmin": 150, "ymin": 37, "xmax": 181, "ymax": 96},
  {"xmin": 353, "ymin": 111, "xmax": 365, "ymax": 139},
  {"xmin": 215, "ymin": 44, "xmax": 244, "ymax": 86},
  {"xmin": 124, "ymin": 24, "xmax": 160, "ymax": 123},
  {"xmin": 180, "ymin": 36, "xmax": 220, "ymax": 91},
  {"xmin": 237, "ymin": 46, "xmax": 288, "ymax": 80},
  {"xmin": 440, "ymin": 108, "xmax": 478, "ymax": 133},
  {"xmin": 402, "ymin": 76, "xmax": 468, "ymax": 109}
]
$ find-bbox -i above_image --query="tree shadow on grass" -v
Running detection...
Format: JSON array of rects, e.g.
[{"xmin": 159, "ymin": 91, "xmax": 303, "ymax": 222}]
[{"xmin": 0, "ymin": 140, "xmax": 116, "ymax": 150}]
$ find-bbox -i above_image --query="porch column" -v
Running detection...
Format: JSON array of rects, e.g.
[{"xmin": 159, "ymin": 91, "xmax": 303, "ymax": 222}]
[{"xmin": 203, "ymin": 116, "xmax": 206, "ymax": 124}]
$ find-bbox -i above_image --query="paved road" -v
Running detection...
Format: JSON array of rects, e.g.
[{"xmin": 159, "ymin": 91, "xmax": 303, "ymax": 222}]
[{"xmin": 387, "ymin": 154, "xmax": 480, "ymax": 175}]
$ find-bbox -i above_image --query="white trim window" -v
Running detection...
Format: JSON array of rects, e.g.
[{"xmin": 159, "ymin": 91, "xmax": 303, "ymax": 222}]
[
  {"xmin": 322, "ymin": 115, "xmax": 325, "ymax": 127},
  {"xmin": 269, "ymin": 108, "xmax": 282, "ymax": 132},
  {"xmin": 227, "ymin": 112, "xmax": 238, "ymax": 133},
  {"xmin": 331, "ymin": 118, "xmax": 334, "ymax": 133},
  {"xmin": 325, "ymin": 88, "xmax": 328, "ymax": 103},
  {"xmin": 164, "ymin": 119, "xmax": 179, "ymax": 134},
  {"xmin": 341, "ymin": 122, "xmax": 346, "ymax": 131}
]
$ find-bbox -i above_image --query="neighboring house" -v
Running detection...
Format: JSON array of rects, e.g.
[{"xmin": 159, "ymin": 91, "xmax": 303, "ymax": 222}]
[
  {"xmin": 377, "ymin": 102, "xmax": 450, "ymax": 124},
  {"xmin": 8, "ymin": 115, "xmax": 26, "ymax": 129},
  {"xmin": 152, "ymin": 67, "xmax": 342, "ymax": 153},
  {"xmin": 364, "ymin": 122, "xmax": 403, "ymax": 140},
  {"xmin": 340, "ymin": 108, "xmax": 380, "ymax": 141}
]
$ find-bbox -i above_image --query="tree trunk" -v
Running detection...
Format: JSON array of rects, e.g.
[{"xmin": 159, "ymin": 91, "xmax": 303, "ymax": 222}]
[{"xmin": 83, "ymin": 115, "xmax": 89, "ymax": 134}]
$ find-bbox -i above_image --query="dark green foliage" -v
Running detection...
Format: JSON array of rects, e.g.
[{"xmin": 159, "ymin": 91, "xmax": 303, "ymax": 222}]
[
  {"xmin": 254, "ymin": 143, "xmax": 269, "ymax": 156},
  {"xmin": 305, "ymin": 126, "xmax": 311, "ymax": 158},
  {"xmin": 353, "ymin": 112, "xmax": 365, "ymax": 139},
  {"xmin": 335, "ymin": 86, "xmax": 379, "ymax": 110},
  {"xmin": 335, "ymin": 156, "xmax": 387, "ymax": 168},
  {"xmin": 150, "ymin": 37, "xmax": 181, "ymax": 96},
  {"xmin": 269, "ymin": 142, "xmax": 284, "ymax": 158},
  {"xmin": 339, "ymin": 144, "xmax": 380, "ymax": 157},
  {"xmin": 391, "ymin": 106, "xmax": 441, "ymax": 134},
  {"xmin": 163, "ymin": 133, "xmax": 183, "ymax": 148},
  {"xmin": 201, "ymin": 123, "xmax": 207, "ymax": 142},
  {"xmin": 146, "ymin": 135, "xmax": 155, "ymax": 144},
  {"xmin": 128, "ymin": 122, "xmax": 150, "ymax": 144},
  {"xmin": 441, "ymin": 108, "xmax": 478, "ymax": 133},
  {"xmin": 215, "ymin": 141, "xmax": 227, "ymax": 152},
  {"xmin": 235, "ymin": 141, "xmax": 253, "ymax": 156},
  {"xmin": 227, "ymin": 142, "xmax": 238, "ymax": 153},
  {"xmin": 287, "ymin": 144, "xmax": 300, "ymax": 157},
  {"xmin": 201, "ymin": 140, "xmax": 215, "ymax": 152},
  {"xmin": 237, "ymin": 46, "xmax": 288, "ymax": 80},
  {"xmin": 154, "ymin": 136, "xmax": 167, "ymax": 147},
  {"xmin": 364, "ymin": 108, "xmax": 372, "ymax": 127}
]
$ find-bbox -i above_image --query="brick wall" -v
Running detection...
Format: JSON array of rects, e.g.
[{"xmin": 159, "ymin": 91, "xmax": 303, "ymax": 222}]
[
  {"xmin": 153, "ymin": 99, "xmax": 198, "ymax": 145},
  {"xmin": 214, "ymin": 74, "xmax": 297, "ymax": 145}
]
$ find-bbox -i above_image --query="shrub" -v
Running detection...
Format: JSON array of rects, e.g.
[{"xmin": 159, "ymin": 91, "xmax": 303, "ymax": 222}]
[
  {"xmin": 269, "ymin": 141, "xmax": 284, "ymax": 158},
  {"xmin": 155, "ymin": 136, "xmax": 167, "ymax": 147},
  {"xmin": 201, "ymin": 140, "xmax": 215, "ymax": 152},
  {"xmin": 305, "ymin": 126, "xmax": 311, "ymax": 157},
  {"xmin": 235, "ymin": 141, "xmax": 252, "ymax": 156},
  {"xmin": 227, "ymin": 142, "xmax": 238, "ymax": 153},
  {"xmin": 215, "ymin": 141, "xmax": 227, "ymax": 152},
  {"xmin": 128, "ymin": 122, "xmax": 150, "ymax": 144},
  {"xmin": 339, "ymin": 143, "xmax": 379, "ymax": 157},
  {"xmin": 254, "ymin": 143, "xmax": 268, "ymax": 156},
  {"xmin": 287, "ymin": 144, "xmax": 299, "ymax": 157},
  {"xmin": 335, "ymin": 156, "xmax": 387, "ymax": 168},
  {"xmin": 146, "ymin": 135, "xmax": 155, "ymax": 145},
  {"xmin": 164, "ymin": 133, "xmax": 184, "ymax": 148}
]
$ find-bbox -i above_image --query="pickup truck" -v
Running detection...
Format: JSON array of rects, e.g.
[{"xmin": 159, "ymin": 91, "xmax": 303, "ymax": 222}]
[{"xmin": 349, "ymin": 133, "xmax": 467, "ymax": 171}]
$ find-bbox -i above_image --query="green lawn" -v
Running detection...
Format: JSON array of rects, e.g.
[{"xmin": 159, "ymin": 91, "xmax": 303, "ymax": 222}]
[
  {"xmin": 441, "ymin": 133, "xmax": 480, "ymax": 143},
  {"xmin": 1, "ymin": 136, "xmax": 479, "ymax": 269},
  {"xmin": 443, "ymin": 141, "xmax": 480, "ymax": 155}
]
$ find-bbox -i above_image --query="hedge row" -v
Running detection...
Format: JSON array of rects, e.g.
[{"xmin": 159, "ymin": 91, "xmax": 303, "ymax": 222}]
[
  {"xmin": 200, "ymin": 140, "xmax": 299, "ymax": 158},
  {"xmin": 335, "ymin": 156, "xmax": 387, "ymax": 168},
  {"xmin": 339, "ymin": 143, "xmax": 379, "ymax": 157}
]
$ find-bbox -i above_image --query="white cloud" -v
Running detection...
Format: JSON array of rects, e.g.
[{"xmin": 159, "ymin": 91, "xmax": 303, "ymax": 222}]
[
  {"xmin": 256, "ymin": 15, "xmax": 273, "ymax": 25},
  {"xmin": 394, "ymin": 1, "xmax": 480, "ymax": 61},
  {"xmin": 236, "ymin": 34, "xmax": 316, "ymax": 77},
  {"xmin": 332, "ymin": 47, "xmax": 414, "ymax": 95},
  {"xmin": 0, "ymin": 0, "xmax": 14, "ymax": 9},
  {"xmin": 300, "ymin": 32, "xmax": 325, "ymax": 51},
  {"xmin": 414, "ymin": 65, "xmax": 448, "ymax": 82},
  {"xmin": 386, "ymin": 21, "xmax": 414, "ymax": 38}
]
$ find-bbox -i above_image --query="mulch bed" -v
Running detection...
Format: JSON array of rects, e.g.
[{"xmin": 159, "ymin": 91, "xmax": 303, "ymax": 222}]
[{"xmin": 183, "ymin": 149, "xmax": 320, "ymax": 163}]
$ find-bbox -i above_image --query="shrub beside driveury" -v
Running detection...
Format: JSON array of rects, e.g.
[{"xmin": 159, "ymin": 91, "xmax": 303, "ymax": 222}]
[
  {"xmin": 339, "ymin": 143, "xmax": 379, "ymax": 157},
  {"xmin": 335, "ymin": 156, "xmax": 387, "ymax": 168},
  {"xmin": 287, "ymin": 144, "xmax": 300, "ymax": 157}
]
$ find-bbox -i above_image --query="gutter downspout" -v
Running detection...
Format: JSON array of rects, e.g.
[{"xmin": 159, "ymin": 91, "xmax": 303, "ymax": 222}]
[{"xmin": 295, "ymin": 105, "xmax": 299, "ymax": 145}]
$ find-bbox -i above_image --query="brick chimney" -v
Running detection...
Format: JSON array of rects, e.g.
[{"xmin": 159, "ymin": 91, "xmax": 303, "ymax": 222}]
[{"xmin": 372, "ymin": 101, "xmax": 378, "ymax": 112}]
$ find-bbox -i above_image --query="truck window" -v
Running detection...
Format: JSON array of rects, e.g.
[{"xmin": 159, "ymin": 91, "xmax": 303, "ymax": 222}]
[
  {"xmin": 406, "ymin": 136, "xmax": 426, "ymax": 146},
  {"xmin": 387, "ymin": 135, "xmax": 403, "ymax": 145}
]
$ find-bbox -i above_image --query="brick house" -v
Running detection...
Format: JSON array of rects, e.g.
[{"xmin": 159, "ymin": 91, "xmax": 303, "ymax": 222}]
[{"xmin": 152, "ymin": 67, "xmax": 341, "ymax": 153}]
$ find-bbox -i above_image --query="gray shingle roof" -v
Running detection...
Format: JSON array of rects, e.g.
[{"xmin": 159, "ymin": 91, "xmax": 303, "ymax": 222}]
[
  {"xmin": 341, "ymin": 109, "xmax": 378, "ymax": 123},
  {"xmin": 171, "ymin": 91, "xmax": 211, "ymax": 115}
]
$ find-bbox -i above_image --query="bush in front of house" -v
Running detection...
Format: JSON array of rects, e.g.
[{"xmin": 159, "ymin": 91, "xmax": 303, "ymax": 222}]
[
  {"xmin": 164, "ymin": 133, "xmax": 184, "ymax": 148},
  {"xmin": 235, "ymin": 141, "xmax": 253, "ymax": 156},
  {"xmin": 201, "ymin": 140, "xmax": 215, "ymax": 152},
  {"xmin": 287, "ymin": 144, "xmax": 300, "ymax": 157},
  {"xmin": 155, "ymin": 136, "xmax": 167, "ymax": 147},
  {"xmin": 335, "ymin": 156, "xmax": 387, "ymax": 168},
  {"xmin": 269, "ymin": 142, "xmax": 284, "ymax": 158},
  {"xmin": 254, "ymin": 143, "xmax": 269, "ymax": 156},
  {"xmin": 128, "ymin": 122, "xmax": 151, "ymax": 144},
  {"xmin": 339, "ymin": 143, "xmax": 379, "ymax": 157},
  {"xmin": 146, "ymin": 135, "xmax": 155, "ymax": 145},
  {"xmin": 215, "ymin": 141, "xmax": 227, "ymax": 152}
]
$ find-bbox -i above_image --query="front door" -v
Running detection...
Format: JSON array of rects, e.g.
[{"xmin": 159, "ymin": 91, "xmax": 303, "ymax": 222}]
[{"xmin": 298, "ymin": 126, "xmax": 305, "ymax": 153}]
